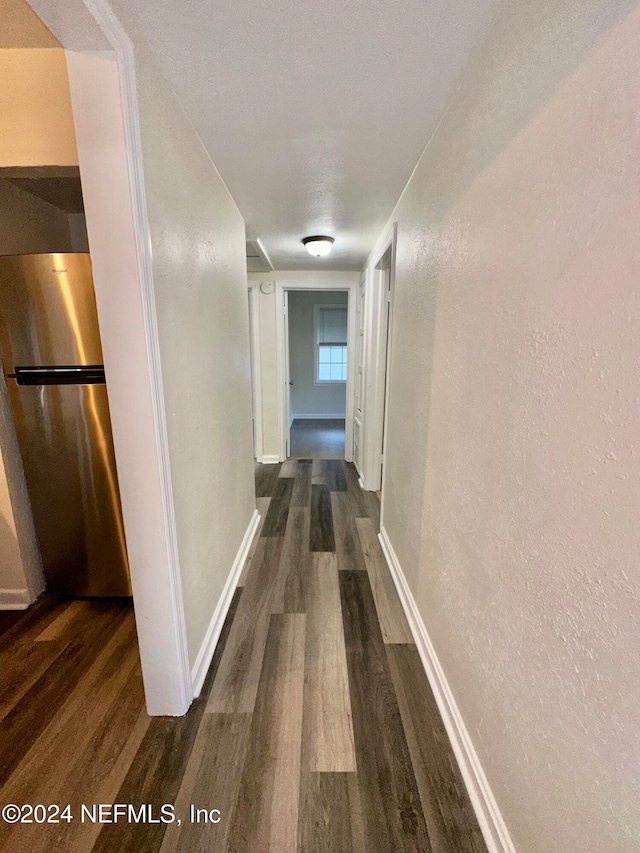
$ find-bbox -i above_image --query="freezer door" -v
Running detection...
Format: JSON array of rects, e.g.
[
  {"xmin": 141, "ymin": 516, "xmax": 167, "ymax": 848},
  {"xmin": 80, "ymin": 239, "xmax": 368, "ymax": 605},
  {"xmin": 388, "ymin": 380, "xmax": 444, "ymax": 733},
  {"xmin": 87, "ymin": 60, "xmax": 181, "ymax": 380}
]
[
  {"xmin": 0, "ymin": 253, "xmax": 103, "ymax": 368},
  {"xmin": 8, "ymin": 379, "xmax": 131, "ymax": 597}
]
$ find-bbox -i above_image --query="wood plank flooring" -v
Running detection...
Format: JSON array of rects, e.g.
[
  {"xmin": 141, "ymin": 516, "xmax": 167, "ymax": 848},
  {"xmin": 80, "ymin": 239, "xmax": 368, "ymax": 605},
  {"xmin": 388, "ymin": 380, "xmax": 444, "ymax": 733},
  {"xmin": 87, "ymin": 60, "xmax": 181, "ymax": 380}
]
[
  {"xmin": 289, "ymin": 419, "xmax": 345, "ymax": 459},
  {"xmin": 0, "ymin": 459, "xmax": 486, "ymax": 853}
]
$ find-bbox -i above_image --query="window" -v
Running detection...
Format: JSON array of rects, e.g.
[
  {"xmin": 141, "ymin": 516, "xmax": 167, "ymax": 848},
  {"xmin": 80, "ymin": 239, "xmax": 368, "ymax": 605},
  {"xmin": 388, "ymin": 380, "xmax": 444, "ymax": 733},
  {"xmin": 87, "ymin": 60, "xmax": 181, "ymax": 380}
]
[{"xmin": 314, "ymin": 304, "xmax": 347, "ymax": 383}]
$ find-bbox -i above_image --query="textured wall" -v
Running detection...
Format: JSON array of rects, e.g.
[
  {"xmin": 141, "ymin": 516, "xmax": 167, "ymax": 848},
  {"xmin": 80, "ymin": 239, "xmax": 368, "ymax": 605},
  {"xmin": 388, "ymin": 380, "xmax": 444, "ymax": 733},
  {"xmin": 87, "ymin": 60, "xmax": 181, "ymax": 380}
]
[
  {"xmin": 288, "ymin": 290, "xmax": 348, "ymax": 418},
  {"xmin": 131, "ymin": 41, "xmax": 256, "ymax": 666},
  {"xmin": 365, "ymin": 1, "xmax": 640, "ymax": 850}
]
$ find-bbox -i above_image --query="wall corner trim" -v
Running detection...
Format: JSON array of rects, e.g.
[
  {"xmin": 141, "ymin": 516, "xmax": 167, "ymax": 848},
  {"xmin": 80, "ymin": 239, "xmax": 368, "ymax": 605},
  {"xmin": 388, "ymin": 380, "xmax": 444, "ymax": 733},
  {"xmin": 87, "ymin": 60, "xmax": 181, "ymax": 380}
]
[
  {"xmin": 78, "ymin": 0, "xmax": 193, "ymax": 716},
  {"xmin": 0, "ymin": 588, "xmax": 31, "ymax": 610},
  {"xmin": 378, "ymin": 526, "xmax": 516, "ymax": 853},
  {"xmin": 190, "ymin": 508, "xmax": 261, "ymax": 698}
]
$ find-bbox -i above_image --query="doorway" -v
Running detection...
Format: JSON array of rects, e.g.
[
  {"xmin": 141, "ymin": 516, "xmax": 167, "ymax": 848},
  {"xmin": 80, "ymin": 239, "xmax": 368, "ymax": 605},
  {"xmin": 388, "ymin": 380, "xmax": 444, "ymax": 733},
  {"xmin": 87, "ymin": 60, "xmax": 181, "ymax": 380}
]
[
  {"xmin": 275, "ymin": 280, "xmax": 358, "ymax": 463},
  {"xmin": 286, "ymin": 290, "xmax": 348, "ymax": 459},
  {"xmin": 361, "ymin": 224, "xmax": 396, "ymax": 496}
]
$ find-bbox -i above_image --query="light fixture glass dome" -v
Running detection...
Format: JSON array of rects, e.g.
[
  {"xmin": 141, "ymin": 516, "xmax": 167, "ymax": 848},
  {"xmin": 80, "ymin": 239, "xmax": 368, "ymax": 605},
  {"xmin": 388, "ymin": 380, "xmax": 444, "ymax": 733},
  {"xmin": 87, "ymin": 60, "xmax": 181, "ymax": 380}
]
[{"xmin": 302, "ymin": 235, "xmax": 334, "ymax": 257}]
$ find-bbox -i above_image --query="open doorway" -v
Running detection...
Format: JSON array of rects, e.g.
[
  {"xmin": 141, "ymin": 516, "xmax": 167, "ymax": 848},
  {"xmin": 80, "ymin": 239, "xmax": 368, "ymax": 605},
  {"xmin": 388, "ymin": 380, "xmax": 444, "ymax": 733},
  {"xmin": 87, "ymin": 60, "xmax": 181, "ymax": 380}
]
[
  {"xmin": 276, "ymin": 279, "xmax": 357, "ymax": 464},
  {"xmin": 286, "ymin": 290, "xmax": 348, "ymax": 459}
]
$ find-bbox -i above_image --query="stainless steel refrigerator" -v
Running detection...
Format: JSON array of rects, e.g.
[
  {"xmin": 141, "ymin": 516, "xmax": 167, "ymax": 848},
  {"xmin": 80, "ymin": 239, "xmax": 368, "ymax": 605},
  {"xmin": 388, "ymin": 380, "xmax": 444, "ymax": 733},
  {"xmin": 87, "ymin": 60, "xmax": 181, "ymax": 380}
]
[{"xmin": 0, "ymin": 253, "xmax": 131, "ymax": 597}]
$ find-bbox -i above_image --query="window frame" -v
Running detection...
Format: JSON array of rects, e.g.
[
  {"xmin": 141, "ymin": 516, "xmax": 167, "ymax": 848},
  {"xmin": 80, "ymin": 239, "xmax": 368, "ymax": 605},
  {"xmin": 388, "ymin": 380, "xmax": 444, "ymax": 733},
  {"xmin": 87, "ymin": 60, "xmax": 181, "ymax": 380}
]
[{"xmin": 313, "ymin": 303, "xmax": 348, "ymax": 385}]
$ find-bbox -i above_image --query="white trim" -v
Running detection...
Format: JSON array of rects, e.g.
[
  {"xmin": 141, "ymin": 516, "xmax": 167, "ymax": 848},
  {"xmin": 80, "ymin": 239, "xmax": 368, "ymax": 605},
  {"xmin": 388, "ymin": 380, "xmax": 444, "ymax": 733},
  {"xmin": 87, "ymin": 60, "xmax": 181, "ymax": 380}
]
[
  {"xmin": 275, "ymin": 281, "xmax": 357, "ymax": 463},
  {"xmin": 377, "ymin": 228, "xmax": 396, "ymax": 528},
  {"xmin": 191, "ymin": 509, "xmax": 261, "ymax": 697},
  {"xmin": 291, "ymin": 413, "xmax": 346, "ymax": 420},
  {"xmin": 248, "ymin": 283, "xmax": 264, "ymax": 460},
  {"xmin": 259, "ymin": 454, "xmax": 281, "ymax": 464},
  {"xmin": 0, "ymin": 589, "xmax": 31, "ymax": 610},
  {"xmin": 361, "ymin": 224, "xmax": 397, "ymax": 495},
  {"xmin": 353, "ymin": 271, "xmax": 368, "ymax": 478},
  {"xmin": 84, "ymin": 0, "xmax": 192, "ymax": 716},
  {"xmin": 283, "ymin": 289, "xmax": 291, "ymax": 457},
  {"xmin": 365, "ymin": 222, "xmax": 397, "ymax": 500},
  {"xmin": 378, "ymin": 526, "xmax": 516, "ymax": 853}
]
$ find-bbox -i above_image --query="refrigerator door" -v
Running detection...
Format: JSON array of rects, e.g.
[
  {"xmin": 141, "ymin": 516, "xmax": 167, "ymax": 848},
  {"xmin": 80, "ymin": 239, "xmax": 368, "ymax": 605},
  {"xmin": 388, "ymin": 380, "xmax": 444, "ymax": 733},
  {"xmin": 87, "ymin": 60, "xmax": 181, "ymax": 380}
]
[
  {"xmin": 0, "ymin": 254, "xmax": 130, "ymax": 597},
  {"xmin": 7, "ymin": 378, "xmax": 131, "ymax": 596},
  {"xmin": 0, "ymin": 253, "xmax": 104, "ymax": 367}
]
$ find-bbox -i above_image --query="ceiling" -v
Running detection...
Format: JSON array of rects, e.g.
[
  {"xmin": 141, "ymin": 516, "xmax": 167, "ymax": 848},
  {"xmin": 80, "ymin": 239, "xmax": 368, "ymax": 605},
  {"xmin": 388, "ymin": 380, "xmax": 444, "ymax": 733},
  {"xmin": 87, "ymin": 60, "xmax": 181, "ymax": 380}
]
[{"xmin": 118, "ymin": 0, "xmax": 501, "ymax": 269}]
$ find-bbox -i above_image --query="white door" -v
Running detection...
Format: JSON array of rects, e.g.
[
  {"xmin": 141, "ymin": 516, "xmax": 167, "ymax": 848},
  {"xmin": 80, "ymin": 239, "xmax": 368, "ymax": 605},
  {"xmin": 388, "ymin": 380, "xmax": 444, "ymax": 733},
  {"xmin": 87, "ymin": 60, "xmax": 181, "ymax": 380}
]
[{"xmin": 353, "ymin": 276, "xmax": 366, "ymax": 475}]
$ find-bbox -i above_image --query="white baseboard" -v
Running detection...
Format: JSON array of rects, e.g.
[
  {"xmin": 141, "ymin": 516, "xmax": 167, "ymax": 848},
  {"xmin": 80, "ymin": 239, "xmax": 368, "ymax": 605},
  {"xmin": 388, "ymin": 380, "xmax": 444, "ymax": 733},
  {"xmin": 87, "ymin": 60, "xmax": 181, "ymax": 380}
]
[
  {"xmin": 378, "ymin": 526, "xmax": 515, "ymax": 853},
  {"xmin": 191, "ymin": 509, "xmax": 261, "ymax": 697},
  {"xmin": 291, "ymin": 414, "xmax": 346, "ymax": 420},
  {"xmin": 258, "ymin": 454, "xmax": 280, "ymax": 464},
  {"xmin": 0, "ymin": 588, "xmax": 31, "ymax": 610}
]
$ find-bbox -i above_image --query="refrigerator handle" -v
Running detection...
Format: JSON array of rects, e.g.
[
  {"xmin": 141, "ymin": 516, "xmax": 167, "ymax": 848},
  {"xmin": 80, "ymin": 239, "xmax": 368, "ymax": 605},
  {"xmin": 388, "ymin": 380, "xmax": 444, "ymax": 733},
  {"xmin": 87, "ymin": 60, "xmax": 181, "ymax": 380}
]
[{"xmin": 10, "ymin": 366, "xmax": 106, "ymax": 386}]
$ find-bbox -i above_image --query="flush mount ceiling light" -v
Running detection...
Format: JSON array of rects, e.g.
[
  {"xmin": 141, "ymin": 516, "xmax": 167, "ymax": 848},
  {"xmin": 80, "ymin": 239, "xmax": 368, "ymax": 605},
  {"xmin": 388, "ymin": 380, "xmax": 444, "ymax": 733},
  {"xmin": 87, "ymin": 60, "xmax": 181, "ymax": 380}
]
[{"xmin": 302, "ymin": 235, "xmax": 335, "ymax": 257}]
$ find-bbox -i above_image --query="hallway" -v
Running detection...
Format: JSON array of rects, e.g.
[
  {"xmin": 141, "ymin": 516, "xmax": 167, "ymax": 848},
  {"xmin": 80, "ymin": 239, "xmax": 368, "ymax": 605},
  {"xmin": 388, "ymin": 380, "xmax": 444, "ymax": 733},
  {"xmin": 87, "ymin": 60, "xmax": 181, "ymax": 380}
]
[{"xmin": 0, "ymin": 460, "xmax": 485, "ymax": 852}]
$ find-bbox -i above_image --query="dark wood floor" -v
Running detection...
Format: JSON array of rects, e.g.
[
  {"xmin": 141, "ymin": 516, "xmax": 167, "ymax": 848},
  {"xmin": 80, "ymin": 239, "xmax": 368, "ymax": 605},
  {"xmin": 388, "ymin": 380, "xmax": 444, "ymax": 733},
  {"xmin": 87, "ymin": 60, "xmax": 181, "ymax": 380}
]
[
  {"xmin": 0, "ymin": 460, "xmax": 486, "ymax": 852},
  {"xmin": 289, "ymin": 418, "xmax": 345, "ymax": 459}
]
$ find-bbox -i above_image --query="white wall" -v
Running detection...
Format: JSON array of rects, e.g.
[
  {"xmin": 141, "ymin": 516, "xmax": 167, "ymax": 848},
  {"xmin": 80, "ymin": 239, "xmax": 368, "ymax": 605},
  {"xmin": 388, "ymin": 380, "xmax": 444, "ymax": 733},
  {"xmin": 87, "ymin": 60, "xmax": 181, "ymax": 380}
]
[
  {"xmin": 65, "ymin": 47, "xmax": 193, "ymax": 715},
  {"xmin": 288, "ymin": 290, "xmax": 348, "ymax": 419},
  {"xmin": 364, "ymin": 1, "xmax": 640, "ymax": 850},
  {"xmin": 0, "ymin": 48, "xmax": 78, "ymax": 167},
  {"xmin": 131, "ymin": 40, "xmax": 255, "ymax": 668},
  {"xmin": 248, "ymin": 270, "xmax": 359, "ymax": 460},
  {"xmin": 64, "ymin": 42, "xmax": 255, "ymax": 714}
]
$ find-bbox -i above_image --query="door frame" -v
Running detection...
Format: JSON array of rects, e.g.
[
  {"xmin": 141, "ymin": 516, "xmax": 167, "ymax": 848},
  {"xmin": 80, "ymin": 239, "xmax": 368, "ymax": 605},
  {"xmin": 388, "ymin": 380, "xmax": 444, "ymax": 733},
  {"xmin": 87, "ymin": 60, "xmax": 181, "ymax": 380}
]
[
  {"xmin": 248, "ymin": 282, "xmax": 263, "ymax": 460},
  {"xmin": 363, "ymin": 224, "xmax": 397, "ymax": 498},
  {"xmin": 282, "ymin": 290, "xmax": 292, "ymax": 457},
  {"xmin": 353, "ymin": 270, "xmax": 368, "ymax": 479},
  {"xmin": 28, "ymin": 0, "xmax": 192, "ymax": 715},
  {"xmin": 275, "ymin": 279, "xmax": 357, "ymax": 462}
]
